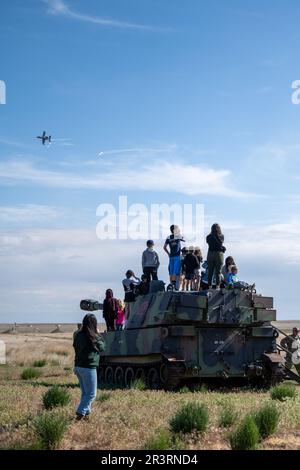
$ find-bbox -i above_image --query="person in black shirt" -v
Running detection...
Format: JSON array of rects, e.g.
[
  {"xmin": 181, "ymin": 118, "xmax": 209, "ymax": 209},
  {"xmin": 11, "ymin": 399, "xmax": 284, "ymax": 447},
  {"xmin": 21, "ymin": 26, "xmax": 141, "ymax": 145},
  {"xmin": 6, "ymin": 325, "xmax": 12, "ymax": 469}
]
[
  {"xmin": 163, "ymin": 225, "xmax": 185, "ymax": 291},
  {"xmin": 122, "ymin": 270, "xmax": 141, "ymax": 321},
  {"xmin": 102, "ymin": 289, "xmax": 118, "ymax": 331},
  {"xmin": 137, "ymin": 274, "xmax": 150, "ymax": 296},
  {"xmin": 206, "ymin": 223, "xmax": 225, "ymax": 289},
  {"xmin": 182, "ymin": 246, "xmax": 200, "ymax": 291}
]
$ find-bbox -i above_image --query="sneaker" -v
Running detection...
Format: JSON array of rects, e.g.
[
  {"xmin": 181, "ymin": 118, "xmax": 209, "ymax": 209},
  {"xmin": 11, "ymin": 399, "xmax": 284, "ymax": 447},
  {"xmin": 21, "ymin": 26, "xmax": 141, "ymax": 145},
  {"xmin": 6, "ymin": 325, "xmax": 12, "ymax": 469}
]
[{"xmin": 75, "ymin": 413, "xmax": 84, "ymax": 421}]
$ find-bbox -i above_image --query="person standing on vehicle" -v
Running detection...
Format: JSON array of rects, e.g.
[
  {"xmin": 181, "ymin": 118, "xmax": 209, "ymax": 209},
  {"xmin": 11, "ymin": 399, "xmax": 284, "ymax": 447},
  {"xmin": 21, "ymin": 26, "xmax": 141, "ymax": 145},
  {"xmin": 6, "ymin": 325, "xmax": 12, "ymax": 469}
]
[
  {"xmin": 142, "ymin": 240, "xmax": 160, "ymax": 282},
  {"xmin": 122, "ymin": 270, "xmax": 141, "ymax": 322},
  {"xmin": 163, "ymin": 225, "xmax": 185, "ymax": 291},
  {"xmin": 102, "ymin": 289, "xmax": 118, "ymax": 331},
  {"xmin": 206, "ymin": 223, "xmax": 225, "ymax": 289}
]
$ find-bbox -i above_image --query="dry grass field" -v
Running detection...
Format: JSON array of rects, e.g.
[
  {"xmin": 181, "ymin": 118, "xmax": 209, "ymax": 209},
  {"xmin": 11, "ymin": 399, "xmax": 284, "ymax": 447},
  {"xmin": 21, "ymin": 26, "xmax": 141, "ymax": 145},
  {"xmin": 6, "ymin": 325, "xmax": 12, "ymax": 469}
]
[{"xmin": 0, "ymin": 327, "xmax": 299, "ymax": 450}]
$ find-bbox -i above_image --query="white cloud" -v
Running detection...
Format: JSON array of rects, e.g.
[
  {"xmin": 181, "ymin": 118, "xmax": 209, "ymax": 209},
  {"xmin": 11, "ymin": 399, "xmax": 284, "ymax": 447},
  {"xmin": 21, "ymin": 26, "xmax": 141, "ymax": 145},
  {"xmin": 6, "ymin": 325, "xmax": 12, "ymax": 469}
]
[
  {"xmin": 44, "ymin": 0, "xmax": 158, "ymax": 32},
  {"xmin": 244, "ymin": 143, "xmax": 300, "ymax": 178},
  {"xmin": 0, "ymin": 159, "xmax": 249, "ymax": 197},
  {"xmin": 225, "ymin": 218, "xmax": 300, "ymax": 264},
  {"xmin": 1, "ymin": 218, "xmax": 300, "ymax": 321},
  {"xmin": 0, "ymin": 204, "xmax": 62, "ymax": 224}
]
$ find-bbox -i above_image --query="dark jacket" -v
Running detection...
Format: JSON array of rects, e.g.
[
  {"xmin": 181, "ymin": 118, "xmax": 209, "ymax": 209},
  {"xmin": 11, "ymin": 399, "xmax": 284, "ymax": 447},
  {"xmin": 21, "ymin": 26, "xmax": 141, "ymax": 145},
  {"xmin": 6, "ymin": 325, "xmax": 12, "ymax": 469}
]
[
  {"xmin": 137, "ymin": 281, "xmax": 150, "ymax": 296},
  {"xmin": 103, "ymin": 297, "xmax": 118, "ymax": 321},
  {"xmin": 206, "ymin": 233, "xmax": 224, "ymax": 252},
  {"xmin": 73, "ymin": 331, "xmax": 105, "ymax": 368},
  {"xmin": 122, "ymin": 277, "xmax": 141, "ymax": 302},
  {"xmin": 183, "ymin": 253, "xmax": 200, "ymax": 274}
]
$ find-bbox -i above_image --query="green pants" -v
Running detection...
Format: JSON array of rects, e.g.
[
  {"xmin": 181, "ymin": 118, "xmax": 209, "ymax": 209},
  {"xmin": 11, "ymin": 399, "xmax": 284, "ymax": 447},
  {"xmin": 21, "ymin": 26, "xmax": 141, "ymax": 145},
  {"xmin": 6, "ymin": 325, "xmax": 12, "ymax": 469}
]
[{"xmin": 207, "ymin": 251, "xmax": 224, "ymax": 287}]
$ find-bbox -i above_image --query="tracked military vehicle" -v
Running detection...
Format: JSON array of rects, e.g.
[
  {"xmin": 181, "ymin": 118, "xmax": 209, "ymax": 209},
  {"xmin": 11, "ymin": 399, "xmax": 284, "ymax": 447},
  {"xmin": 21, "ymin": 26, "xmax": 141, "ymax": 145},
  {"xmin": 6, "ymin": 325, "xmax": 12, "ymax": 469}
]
[{"xmin": 80, "ymin": 285, "xmax": 287, "ymax": 390}]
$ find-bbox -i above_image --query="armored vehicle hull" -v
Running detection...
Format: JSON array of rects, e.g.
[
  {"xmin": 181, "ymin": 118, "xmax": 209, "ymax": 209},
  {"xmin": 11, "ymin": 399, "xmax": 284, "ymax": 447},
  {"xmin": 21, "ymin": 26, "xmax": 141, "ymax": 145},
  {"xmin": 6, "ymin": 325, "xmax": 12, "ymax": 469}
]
[{"xmin": 82, "ymin": 288, "xmax": 285, "ymax": 390}]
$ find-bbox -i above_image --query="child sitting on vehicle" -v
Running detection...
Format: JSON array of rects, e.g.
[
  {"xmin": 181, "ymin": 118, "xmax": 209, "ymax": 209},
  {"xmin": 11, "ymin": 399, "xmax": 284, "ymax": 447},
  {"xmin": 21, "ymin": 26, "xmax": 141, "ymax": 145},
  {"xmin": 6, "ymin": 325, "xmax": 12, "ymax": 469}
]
[
  {"xmin": 225, "ymin": 265, "xmax": 238, "ymax": 286},
  {"xmin": 225, "ymin": 265, "xmax": 255, "ymax": 291}
]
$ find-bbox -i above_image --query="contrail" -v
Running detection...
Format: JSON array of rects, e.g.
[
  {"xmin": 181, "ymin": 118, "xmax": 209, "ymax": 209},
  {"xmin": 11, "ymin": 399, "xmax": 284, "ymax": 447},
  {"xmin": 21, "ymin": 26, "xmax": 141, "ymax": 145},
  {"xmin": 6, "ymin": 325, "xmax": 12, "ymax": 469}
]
[{"xmin": 98, "ymin": 146, "xmax": 176, "ymax": 157}]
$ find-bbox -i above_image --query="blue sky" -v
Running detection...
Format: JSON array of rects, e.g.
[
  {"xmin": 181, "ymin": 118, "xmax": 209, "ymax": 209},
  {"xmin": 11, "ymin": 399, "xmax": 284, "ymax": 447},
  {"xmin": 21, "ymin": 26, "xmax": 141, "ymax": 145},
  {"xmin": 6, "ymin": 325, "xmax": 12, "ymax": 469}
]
[{"xmin": 0, "ymin": 0, "xmax": 300, "ymax": 322}]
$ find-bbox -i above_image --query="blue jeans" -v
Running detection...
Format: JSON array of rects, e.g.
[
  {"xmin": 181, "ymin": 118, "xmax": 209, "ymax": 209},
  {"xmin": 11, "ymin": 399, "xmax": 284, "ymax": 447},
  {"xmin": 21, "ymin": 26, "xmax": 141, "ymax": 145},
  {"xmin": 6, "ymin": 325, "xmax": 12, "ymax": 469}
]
[{"xmin": 74, "ymin": 366, "xmax": 97, "ymax": 416}]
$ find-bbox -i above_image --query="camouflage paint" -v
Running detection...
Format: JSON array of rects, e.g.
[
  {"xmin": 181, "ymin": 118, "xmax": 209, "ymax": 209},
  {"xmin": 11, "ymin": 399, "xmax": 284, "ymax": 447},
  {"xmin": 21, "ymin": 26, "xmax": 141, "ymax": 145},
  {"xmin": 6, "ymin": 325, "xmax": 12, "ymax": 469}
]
[{"xmin": 89, "ymin": 289, "xmax": 284, "ymax": 387}]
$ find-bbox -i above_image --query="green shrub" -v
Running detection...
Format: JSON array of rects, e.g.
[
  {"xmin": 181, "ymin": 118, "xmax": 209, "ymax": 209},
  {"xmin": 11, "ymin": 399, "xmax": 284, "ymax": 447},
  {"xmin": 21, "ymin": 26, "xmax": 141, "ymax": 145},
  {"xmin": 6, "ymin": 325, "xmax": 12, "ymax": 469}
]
[
  {"xmin": 33, "ymin": 411, "xmax": 68, "ymax": 450},
  {"xmin": 270, "ymin": 383, "xmax": 296, "ymax": 401},
  {"xmin": 130, "ymin": 378, "xmax": 146, "ymax": 391},
  {"xmin": 97, "ymin": 392, "xmax": 111, "ymax": 403},
  {"xmin": 219, "ymin": 405, "xmax": 238, "ymax": 428},
  {"xmin": 189, "ymin": 383, "xmax": 208, "ymax": 393},
  {"xmin": 229, "ymin": 416, "xmax": 259, "ymax": 450},
  {"xmin": 144, "ymin": 429, "xmax": 173, "ymax": 450},
  {"xmin": 33, "ymin": 359, "xmax": 47, "ymax": 368},
  {"xmin": 2, "ymin": 440, "xmax": 45, "ymax": 450},
  {"xmin": 21, "ymin": 368, "xmax": 42, "ymax": 380},
  {"xmin": 144, "ymin": 429, "xmax": 183, "ymax": 450},
  {"xmin": 178, "ymin": 386, "xmax": 190, "ymax": 394},
  {"xmin": 253, "ymin": 403, "xmax": 280, "ymax": 439},
  {"xmin": 42, "ymin": 385, "xmax": 71, "ymax": 410},
  {"xmin": 170, "ymin": 402, "xmax": 209, "ymax": 434}
]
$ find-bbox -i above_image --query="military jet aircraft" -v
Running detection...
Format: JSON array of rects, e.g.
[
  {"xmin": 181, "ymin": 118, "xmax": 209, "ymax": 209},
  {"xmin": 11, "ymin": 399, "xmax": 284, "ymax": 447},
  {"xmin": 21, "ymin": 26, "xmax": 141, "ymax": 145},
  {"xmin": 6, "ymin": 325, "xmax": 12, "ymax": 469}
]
[{"xmin": 37, "ymin": 131, "xmax": 51, "ymax": 145}]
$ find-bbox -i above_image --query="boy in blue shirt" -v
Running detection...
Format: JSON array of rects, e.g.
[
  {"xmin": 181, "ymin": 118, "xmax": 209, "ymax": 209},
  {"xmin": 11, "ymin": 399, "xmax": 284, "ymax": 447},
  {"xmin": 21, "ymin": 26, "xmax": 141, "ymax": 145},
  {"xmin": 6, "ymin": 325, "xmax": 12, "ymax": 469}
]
[
  {"xmin": 163, "ymin": 225, "xmax": 185, "ymax": 291},
  {"xmin": 225, "ymin": 265, "xmax": 238, "ymax": 286}
]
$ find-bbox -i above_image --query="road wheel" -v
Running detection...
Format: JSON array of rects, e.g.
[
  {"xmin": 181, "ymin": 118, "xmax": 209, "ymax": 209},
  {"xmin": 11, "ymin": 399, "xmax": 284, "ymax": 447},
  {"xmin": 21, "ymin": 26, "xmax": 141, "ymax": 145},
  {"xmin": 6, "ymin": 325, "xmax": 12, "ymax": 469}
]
[
  {"xmin": 114, "ymin": 366, "xmax": 124, "ymax": 388},
  {"xmin": 104, "ymin": 366, "xmax": 114, "ymax": 386},
  {"xmin": 159, "ymin": 362, "xmax": 168, "ymax": 385},
  {"xmin": 135, "ymin": 367, "xmax": 146, "ymax": 382},
  {"xmin": 124, "ymin": 367, "xmax": 135, "ymax": 388},
  {"xmin": 147, "ymin": 367, "xmax": 161, "ymax": 390}
]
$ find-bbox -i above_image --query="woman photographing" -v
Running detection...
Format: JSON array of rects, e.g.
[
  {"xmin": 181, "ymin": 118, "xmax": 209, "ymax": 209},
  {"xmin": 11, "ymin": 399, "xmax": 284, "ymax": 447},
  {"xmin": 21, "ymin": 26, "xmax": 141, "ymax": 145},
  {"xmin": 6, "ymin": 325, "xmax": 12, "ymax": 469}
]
[{"xmin": 206, "ymin": 223, "xmax": 225, "ymax": 290}]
